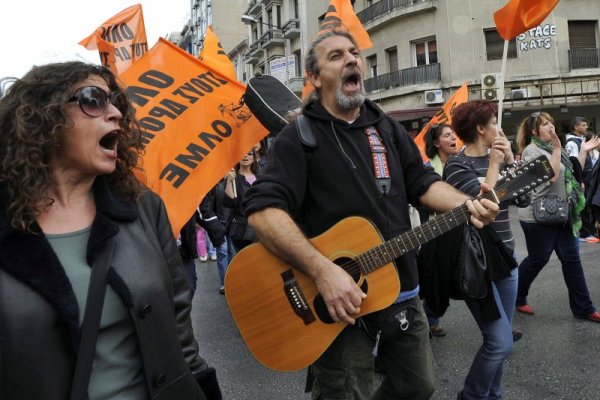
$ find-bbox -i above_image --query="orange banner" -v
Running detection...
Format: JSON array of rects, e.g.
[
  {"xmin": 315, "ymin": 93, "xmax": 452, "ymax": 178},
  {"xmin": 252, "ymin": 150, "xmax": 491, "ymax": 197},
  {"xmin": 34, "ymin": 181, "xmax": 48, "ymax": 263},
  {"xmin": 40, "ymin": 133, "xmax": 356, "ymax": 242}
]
[
  {"xmin": 199, "ymin": 26, "xmax": 237, "ymax": 81},
  {"xmin": 413, "ymin": 83, "xmax": 468, "ymax": 162},
  {"xmin": 494, "ymin": 0, "xmax": 560, "ymax": 41},
  {"xmin": 120, "ymin": 39, "xmax": 269, "ymax": 236},
  {"xmin": 319, "ymin": 0, "xmax": 372, "ymax": 50},
  {"xmin": 80, "ymin": 4, "xmax": 148, "ymax": 74}
]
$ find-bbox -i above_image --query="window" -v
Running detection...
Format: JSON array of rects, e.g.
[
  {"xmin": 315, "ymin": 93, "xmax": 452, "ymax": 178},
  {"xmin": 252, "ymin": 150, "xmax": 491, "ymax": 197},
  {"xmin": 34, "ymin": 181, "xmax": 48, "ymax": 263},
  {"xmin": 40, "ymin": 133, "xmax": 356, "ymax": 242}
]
[
  {"xmin": 484, "ymin": 29, "xmax": 517, "ymax": 61},
  {"xmin": 366, "ymin": 54, "xmax": 377, "ymax": 77},
  {"xmin": 568, "ymin": 21, "xmax": 598, "ymax": 68},
  {"xmin": 386, "ymin": 46, "xmax": 398, "ymax": 72},
  {"xmin": 568, "ymin": 21, "xmax": 596, "ymax": 48},
  {"xmin": 413, "ymin": 39, "xmax": 437, "ymax": 66}
]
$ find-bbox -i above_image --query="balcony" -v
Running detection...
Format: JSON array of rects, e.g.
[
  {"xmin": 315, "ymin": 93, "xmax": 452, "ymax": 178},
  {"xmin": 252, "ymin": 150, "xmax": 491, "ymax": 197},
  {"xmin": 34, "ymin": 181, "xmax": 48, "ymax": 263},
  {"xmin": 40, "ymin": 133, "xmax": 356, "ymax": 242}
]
[
  {"xmin": 569, "ymin": 48, "xmax": 600, "ymax": 70},
  {"xmin": 259, "ymin": 29, "xmax": 285, "ymax": 50},
  {"xmin": 357, "ymin": 0, "xmax": 437, "ymax": 26},
  {"xmin": 264, "ymin": 0, "xmax": 282, "ymax": 8},
  {"xmin": 245, "ymin": 40, "xmax": 264, "ymax": 62},
  {"xmin": 244, "ymin": 0, "xmax": 262, "ymax": 17},
  {"xmin": 282, "ymin": 19, "xmax": 300, "ymax": 39},
  {"xmin": 364, "ymin": 63, "xmax": 441, "ymax": 93}
]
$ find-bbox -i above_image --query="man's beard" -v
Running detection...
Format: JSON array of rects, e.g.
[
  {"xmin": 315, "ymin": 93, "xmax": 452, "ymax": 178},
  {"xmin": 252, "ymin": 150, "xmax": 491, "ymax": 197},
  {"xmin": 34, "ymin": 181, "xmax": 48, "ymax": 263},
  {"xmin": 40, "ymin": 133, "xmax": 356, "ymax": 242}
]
[{"xmin": 336, "ymin": 79, "xmax": 366, "ymax": 111}]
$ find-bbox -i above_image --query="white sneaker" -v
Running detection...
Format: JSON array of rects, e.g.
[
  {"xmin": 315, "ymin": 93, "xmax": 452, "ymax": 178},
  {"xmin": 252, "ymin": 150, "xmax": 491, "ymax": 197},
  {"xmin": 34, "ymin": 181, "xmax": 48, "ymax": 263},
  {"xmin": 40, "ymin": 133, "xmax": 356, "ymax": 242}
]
[
  {"xmin": 199, "ymin": 256, "xmax": 208, "ymax": 262},
  {"xmin": 209, "ymin": 254, "xmax": 217, "ymax": 261}
]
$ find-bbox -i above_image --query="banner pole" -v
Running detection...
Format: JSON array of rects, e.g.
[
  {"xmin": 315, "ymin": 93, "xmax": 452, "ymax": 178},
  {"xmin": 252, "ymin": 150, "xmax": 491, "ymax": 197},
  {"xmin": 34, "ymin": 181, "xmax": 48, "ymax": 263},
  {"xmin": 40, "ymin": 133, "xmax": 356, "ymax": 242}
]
[{"xmin": 497, "ymin": 39, "xmax": 509, "ymax": 130}]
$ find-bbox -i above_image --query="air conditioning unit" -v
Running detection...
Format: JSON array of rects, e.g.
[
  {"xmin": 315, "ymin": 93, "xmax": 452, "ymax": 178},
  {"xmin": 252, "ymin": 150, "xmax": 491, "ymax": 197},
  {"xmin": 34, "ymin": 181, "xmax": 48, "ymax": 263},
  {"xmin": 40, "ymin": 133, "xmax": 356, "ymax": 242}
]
[
  {"xmin": 424, "ymin": 89, "xmax": 444, "ymax": 105},
  {"xmin": 511, "ymin": 88, "xmax": 531, "ymax": 100},
  {"xmin": 481, "ymin": 73, "xmax": 502, "ymax": 101}
]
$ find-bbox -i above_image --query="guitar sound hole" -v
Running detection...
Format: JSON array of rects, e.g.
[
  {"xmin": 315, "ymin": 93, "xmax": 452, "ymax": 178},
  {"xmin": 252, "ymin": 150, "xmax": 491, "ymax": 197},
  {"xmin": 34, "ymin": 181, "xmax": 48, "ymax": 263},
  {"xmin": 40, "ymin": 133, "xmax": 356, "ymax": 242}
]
[{"xmin": 313, "ymin": 257, "xmax": 368, "ymax": 324}]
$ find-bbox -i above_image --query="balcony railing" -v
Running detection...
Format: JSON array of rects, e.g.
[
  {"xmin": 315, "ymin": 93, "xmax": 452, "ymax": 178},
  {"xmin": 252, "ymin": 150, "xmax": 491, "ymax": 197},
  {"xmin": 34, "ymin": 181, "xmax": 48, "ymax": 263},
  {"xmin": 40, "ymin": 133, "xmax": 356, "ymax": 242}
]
[
  {"xmin": 364, "ymin": 63, "xmax": 440, "ymax": 92},
  {"xmin": 244, "ymin": 0, "xmax": 262, "ymax": 17},
  {"xmin": 259, "ymin": 29, "xmax": 285, "ymax": 49},
  {"xmin": 357, "ymin": 0, "xmax": 431, "ymax": 25},
  {"xmin": 282, "ymin": 19, "xmax": 300, "ymax": 39},
  {"xmin": 569, "ymin": 48, "xmax": 600, "ymax": 70}
]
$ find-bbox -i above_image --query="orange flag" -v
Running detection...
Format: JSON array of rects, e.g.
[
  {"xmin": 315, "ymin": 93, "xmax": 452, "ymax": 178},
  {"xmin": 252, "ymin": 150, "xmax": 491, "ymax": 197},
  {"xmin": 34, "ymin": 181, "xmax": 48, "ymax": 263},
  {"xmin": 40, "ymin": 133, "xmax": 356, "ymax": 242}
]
[
  {"xmin": 199, "ymin": 26, "xmax": 237, "ymax": 81},
  {"xmin": 303, "ymin": 0, "xmax": 373, "ymax": 99},
  {"xmin": 80, "ymin": 4, "xmax": 148, "ymax": 74},
  {"xmin": 494, "ymin": 0, "xmax": 560, "ymax": 41},
  {"xmin": 413, "ymin": 83, "xmax": 468, "ymax": 162},
  {"xmin": 120, "ymin": 39, "xmax": 269, "ymax": 236},
  {"xmin": 319, "ymin": 0, "xmax": 372, "ymax": 50}
]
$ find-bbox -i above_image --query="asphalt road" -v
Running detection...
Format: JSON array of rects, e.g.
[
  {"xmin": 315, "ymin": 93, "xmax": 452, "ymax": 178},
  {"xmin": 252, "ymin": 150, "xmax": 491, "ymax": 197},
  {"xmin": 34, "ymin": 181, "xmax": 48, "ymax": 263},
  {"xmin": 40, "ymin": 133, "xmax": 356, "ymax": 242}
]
[{"xmin": 191, "ymin": 207, "xmax": 600, "ymax": 400}]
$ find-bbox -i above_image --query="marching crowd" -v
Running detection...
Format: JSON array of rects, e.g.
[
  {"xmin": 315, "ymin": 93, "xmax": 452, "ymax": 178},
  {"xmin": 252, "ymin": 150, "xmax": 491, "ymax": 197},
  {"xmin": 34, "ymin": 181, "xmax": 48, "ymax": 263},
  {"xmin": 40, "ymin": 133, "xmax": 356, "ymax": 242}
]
[{"xmin": 1, "ymin": 27, "xmax": 599, "ymax": 400}]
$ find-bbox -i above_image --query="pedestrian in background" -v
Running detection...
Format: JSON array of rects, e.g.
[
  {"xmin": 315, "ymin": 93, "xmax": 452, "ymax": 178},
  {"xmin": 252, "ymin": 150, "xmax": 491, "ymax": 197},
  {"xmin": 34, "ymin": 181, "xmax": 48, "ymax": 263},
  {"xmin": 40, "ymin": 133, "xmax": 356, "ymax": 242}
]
[{"xmin": 515, "ymin": 111, "xmax": 600, "ymax": 323}]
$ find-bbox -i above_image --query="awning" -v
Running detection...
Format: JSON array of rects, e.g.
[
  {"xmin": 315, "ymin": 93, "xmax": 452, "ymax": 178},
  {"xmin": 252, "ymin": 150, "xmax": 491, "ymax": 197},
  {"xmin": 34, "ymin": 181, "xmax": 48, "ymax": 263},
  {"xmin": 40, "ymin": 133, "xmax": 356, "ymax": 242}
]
[{"xmin": 387, "ymin": 107, "xmax": 441, "ymax": 122}]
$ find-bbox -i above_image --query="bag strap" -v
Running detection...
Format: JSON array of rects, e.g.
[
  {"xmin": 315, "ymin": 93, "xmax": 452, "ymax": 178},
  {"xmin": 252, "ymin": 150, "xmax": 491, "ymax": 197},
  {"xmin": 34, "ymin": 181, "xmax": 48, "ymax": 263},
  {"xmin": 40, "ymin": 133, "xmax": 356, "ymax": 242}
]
[
  {"xmin": 70, "ymin": 236, "xmax": 116, "ymax": 400},
  {"xmin": 295, "ymin": 114, "xmax": 317, "ymax": 148}
]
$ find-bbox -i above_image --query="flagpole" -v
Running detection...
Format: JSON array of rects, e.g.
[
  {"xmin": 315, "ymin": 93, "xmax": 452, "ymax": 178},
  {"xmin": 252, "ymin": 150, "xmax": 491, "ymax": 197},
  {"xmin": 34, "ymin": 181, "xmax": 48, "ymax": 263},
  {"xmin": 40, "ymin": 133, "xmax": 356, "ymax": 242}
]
[{"xmin": 496, "ymin": 39, "xmax": 509, "ymax": 130}]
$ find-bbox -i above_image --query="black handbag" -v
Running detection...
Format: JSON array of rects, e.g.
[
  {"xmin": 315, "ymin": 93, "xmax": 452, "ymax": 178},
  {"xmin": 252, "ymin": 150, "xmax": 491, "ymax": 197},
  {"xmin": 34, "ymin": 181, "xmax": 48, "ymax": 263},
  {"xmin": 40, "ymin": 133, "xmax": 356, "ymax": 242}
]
[
  {"xmin": 457, "ymin": 224, "xmax": 488, "ymax": 299},
  {"xmin": 532, "ymin": 194, "xmax": 569, "ymax": 225}
]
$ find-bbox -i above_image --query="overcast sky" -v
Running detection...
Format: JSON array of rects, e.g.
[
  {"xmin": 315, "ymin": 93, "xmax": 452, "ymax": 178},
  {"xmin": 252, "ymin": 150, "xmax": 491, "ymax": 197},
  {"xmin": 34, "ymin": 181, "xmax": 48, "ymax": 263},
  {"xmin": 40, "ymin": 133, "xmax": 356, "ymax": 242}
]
[{"xmin": 0, "ymin": 0, "xmax": 191, "ymax": 79}]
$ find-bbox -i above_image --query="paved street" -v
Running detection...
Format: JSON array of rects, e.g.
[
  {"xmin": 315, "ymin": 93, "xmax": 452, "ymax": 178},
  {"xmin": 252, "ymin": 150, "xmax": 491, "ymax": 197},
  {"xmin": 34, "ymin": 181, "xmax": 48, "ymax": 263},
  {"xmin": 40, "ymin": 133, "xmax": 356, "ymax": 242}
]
[{"xmin": 191, "ymin": 207, "xmax": 600, "ymax": 400}]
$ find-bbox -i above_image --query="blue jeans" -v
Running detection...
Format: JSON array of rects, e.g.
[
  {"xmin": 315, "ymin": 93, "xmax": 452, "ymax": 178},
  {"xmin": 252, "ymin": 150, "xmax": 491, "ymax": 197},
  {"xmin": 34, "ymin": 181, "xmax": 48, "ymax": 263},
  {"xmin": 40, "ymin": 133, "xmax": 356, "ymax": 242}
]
[
  {"xmin": 462, "ymin": 268, "xmax": 517, "ymax": 400},
  {"xmin": 216, "ymin": 235, "xmax": 236, "ymax": 286},
  {"xmin": 207, "ymin": 237, "xmax": 217, "ymax": 258},
  {"xmin": 517, "ymin": 221, "xmax": 595, "ymax": 317}
]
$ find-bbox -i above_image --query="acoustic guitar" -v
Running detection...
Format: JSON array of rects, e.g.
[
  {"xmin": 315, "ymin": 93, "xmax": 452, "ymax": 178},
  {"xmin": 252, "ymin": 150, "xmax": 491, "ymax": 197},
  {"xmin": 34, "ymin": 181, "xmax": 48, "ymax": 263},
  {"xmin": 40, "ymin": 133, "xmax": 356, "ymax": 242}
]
[{"xmin": 225, "ymin": 156, "xmax": 553, "ymax": 371}]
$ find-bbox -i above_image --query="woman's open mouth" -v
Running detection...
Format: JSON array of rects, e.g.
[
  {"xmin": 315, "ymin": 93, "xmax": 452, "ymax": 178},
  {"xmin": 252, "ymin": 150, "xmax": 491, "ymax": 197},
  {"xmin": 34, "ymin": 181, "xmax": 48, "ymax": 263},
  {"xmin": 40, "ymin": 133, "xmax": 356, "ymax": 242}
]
[{"xmin": 99, "ymin": 130, "xmax": 120, "ymax": 156}]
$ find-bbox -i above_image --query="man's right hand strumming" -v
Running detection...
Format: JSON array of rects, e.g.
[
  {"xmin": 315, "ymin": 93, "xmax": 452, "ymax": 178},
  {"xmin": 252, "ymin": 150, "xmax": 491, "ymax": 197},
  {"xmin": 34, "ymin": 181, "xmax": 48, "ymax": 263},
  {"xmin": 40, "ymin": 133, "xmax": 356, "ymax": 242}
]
[{"xmin": 313, "ymin": 262, "xmax": 367, "ymax": 325}]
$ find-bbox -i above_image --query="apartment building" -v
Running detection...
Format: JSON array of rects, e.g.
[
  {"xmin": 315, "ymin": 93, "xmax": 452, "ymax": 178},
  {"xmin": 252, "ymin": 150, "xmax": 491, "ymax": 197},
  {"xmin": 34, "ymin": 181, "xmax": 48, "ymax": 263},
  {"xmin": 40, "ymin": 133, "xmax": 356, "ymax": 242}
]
[{"xmin": 224, "ymin": 0, "xmax": 600, "ymax": 137}]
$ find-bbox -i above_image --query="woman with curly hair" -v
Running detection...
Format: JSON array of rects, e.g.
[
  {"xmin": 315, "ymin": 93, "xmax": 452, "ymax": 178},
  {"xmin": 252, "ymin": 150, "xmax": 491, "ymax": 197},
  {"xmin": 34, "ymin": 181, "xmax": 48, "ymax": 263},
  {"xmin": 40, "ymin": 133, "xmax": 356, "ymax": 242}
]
[{"xmin": 0, "ymin": 61, "xmax": 221, "ymax": 400}]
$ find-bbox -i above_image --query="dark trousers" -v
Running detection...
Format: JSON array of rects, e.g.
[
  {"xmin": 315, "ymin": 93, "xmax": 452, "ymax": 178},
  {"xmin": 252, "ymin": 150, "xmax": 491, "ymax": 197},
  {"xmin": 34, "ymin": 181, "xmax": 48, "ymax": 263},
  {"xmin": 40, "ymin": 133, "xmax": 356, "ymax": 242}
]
[
  {"xmin": 517, "ymin": 221, "xmax": 595, "ymax": 317},
  {"xmin": 309, "ymin": 297, "xmax": 435, "ymax": 400}
]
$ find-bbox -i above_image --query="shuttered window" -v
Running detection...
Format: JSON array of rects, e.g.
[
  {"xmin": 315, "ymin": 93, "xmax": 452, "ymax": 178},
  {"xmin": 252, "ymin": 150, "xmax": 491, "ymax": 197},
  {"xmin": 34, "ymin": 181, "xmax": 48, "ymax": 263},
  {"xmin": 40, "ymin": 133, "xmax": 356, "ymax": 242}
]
[
  {"xmin": 484, "ymin": 29, "xmax": 517, "ymax": 61},
  {"xmin": 367, "ymin": 54, "xmax": 378, "ymax": 77},
  {"xmin": 568, "ymin": 21, "xmax": 596, "ymax": 48},
  {"xmin": 387, "ymin": 47, "xmax": 398, "ymax": 72}
]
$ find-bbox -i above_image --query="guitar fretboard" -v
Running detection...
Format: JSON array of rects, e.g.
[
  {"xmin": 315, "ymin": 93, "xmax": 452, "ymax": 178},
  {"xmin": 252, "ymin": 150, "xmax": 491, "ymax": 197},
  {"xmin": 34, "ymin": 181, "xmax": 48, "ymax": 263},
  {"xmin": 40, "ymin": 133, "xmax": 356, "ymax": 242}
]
[
  {"xmin": 353, "ymin": 155, "xmax": 553, "ymax": 273},
  {"xmin": 356, "ymin": 203, "xmax": 471, "ymax": 273}
]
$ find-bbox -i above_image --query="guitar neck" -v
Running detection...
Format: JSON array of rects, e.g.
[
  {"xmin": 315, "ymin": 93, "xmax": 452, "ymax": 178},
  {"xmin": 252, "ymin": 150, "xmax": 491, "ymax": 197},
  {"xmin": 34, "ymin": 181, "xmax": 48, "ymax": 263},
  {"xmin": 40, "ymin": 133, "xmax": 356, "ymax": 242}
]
[{"xmin": 356, "ymin": 202, "xmax": 472, "ymax": 273}]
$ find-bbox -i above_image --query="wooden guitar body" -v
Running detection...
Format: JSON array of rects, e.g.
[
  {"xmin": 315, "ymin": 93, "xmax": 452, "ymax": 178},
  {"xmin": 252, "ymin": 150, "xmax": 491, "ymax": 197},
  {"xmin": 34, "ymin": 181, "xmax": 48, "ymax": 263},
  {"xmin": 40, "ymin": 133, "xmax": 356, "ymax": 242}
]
[{"xmin": 225, "ymin": 216, "xmax": 400, "ymax": 372}]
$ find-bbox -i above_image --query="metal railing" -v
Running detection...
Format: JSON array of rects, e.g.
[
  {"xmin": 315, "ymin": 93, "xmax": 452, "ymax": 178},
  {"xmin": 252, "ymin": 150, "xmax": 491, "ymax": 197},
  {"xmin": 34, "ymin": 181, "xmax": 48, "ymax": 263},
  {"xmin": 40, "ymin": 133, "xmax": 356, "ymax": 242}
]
[
  {"xmin": 569, "ymin": 48, "xmax": 600, "ymax": 70},
  {"xmin": 357, "ymin": 0, "xmax": 429, "ymax": 24},
  {"xmin": 281, "ymin": 19, "xmax": 300, "ymax": 32},
  {"xmin": 364, "ymin": 63, "xmax": 440, "ymax": 92}
]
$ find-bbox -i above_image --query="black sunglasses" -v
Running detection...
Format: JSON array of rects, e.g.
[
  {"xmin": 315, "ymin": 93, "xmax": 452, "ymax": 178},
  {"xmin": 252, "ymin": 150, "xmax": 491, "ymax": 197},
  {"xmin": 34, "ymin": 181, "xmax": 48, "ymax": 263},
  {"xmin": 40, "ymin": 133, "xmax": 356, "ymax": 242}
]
[{"xmin": 67, "ymin": 86, "xmax": 127, "ymax": 118}]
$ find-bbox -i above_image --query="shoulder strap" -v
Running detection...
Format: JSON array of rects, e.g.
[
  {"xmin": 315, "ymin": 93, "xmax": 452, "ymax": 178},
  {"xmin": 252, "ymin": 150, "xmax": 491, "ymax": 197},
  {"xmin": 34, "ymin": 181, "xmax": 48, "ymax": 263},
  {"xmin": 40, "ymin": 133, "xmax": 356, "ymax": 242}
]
[
  {"xmin": 70, "ymin": 236, "xmax": 116, "ymax": 400},
  {"xmin": 295, "ymin": 115, "xmax": 317, "ymax": 148}
]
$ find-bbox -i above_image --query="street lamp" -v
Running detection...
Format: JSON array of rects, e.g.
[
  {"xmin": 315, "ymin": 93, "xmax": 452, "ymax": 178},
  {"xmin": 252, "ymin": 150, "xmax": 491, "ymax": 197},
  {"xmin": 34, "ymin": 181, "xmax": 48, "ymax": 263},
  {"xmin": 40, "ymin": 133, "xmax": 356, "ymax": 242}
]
[{"xmin": 241, "ymin": 14, "xmax": 290, "ymax": 87}]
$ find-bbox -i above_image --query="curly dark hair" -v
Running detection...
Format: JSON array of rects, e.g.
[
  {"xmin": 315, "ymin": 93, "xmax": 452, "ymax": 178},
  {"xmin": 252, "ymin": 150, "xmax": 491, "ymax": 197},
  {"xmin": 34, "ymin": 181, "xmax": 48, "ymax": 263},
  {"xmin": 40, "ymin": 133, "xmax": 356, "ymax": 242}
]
[
  {"xmin": 0, "ymin": 61, "xmax": 145, "ymax": 231},
  {"xmin": 450, "ymin": 100, "xmax": 498, "ymax": 144},
  {"xmin": 424, "ymin": 123, "xmax": 451, "ymax": 159}
]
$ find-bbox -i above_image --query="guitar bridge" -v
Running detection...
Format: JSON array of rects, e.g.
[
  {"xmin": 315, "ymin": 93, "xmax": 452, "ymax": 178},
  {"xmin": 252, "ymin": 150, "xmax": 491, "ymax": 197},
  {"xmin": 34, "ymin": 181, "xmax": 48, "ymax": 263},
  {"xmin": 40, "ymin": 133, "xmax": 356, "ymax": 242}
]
[{"xmin": 281, "ymin": 269, "xmax": 316, "ymax": 325}]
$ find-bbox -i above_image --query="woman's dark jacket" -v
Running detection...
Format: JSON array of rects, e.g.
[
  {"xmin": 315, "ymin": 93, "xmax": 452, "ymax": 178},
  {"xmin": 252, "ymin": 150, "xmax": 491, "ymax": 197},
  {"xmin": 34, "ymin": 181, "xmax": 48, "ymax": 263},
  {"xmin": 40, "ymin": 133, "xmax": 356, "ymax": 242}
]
[{"xmin": 0, "ymin": 178, "xmax": 218, "ymax": 400}]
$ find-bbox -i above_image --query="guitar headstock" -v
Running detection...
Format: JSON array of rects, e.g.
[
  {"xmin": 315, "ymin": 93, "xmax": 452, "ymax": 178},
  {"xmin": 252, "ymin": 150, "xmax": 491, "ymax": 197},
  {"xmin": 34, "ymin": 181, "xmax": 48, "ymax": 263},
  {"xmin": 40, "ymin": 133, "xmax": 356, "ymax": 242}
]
[{"xmin": 493, "ymin": 156, "xmax": 554, "ymax": 203}]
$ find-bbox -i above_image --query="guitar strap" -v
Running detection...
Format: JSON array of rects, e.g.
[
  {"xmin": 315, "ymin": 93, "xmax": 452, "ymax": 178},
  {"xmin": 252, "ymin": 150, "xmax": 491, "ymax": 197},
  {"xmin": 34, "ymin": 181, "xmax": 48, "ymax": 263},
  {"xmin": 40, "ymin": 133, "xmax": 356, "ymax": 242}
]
[
  {"xmin": 296, "ymin": 115, "xmax": 395, "ymax": 196},
  {"xmin": 364, "ymin": 126, "xmax": 391, "ymax": 195}
]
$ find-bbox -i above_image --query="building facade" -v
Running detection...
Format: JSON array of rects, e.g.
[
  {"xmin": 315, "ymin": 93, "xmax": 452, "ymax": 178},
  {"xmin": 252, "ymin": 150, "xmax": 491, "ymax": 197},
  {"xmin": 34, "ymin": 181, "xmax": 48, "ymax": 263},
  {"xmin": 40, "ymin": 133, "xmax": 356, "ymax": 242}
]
[{"xmin": 209, "ymin": 0, "xmax": 600, "ymax": 138}]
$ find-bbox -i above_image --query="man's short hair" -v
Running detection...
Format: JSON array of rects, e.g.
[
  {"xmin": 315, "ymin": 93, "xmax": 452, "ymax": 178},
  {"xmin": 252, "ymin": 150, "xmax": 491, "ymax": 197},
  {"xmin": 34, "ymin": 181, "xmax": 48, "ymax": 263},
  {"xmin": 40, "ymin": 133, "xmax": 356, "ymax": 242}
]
[{"xmin": 570, "ymin": 116, "xmax": 586, "ymax": 132}]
